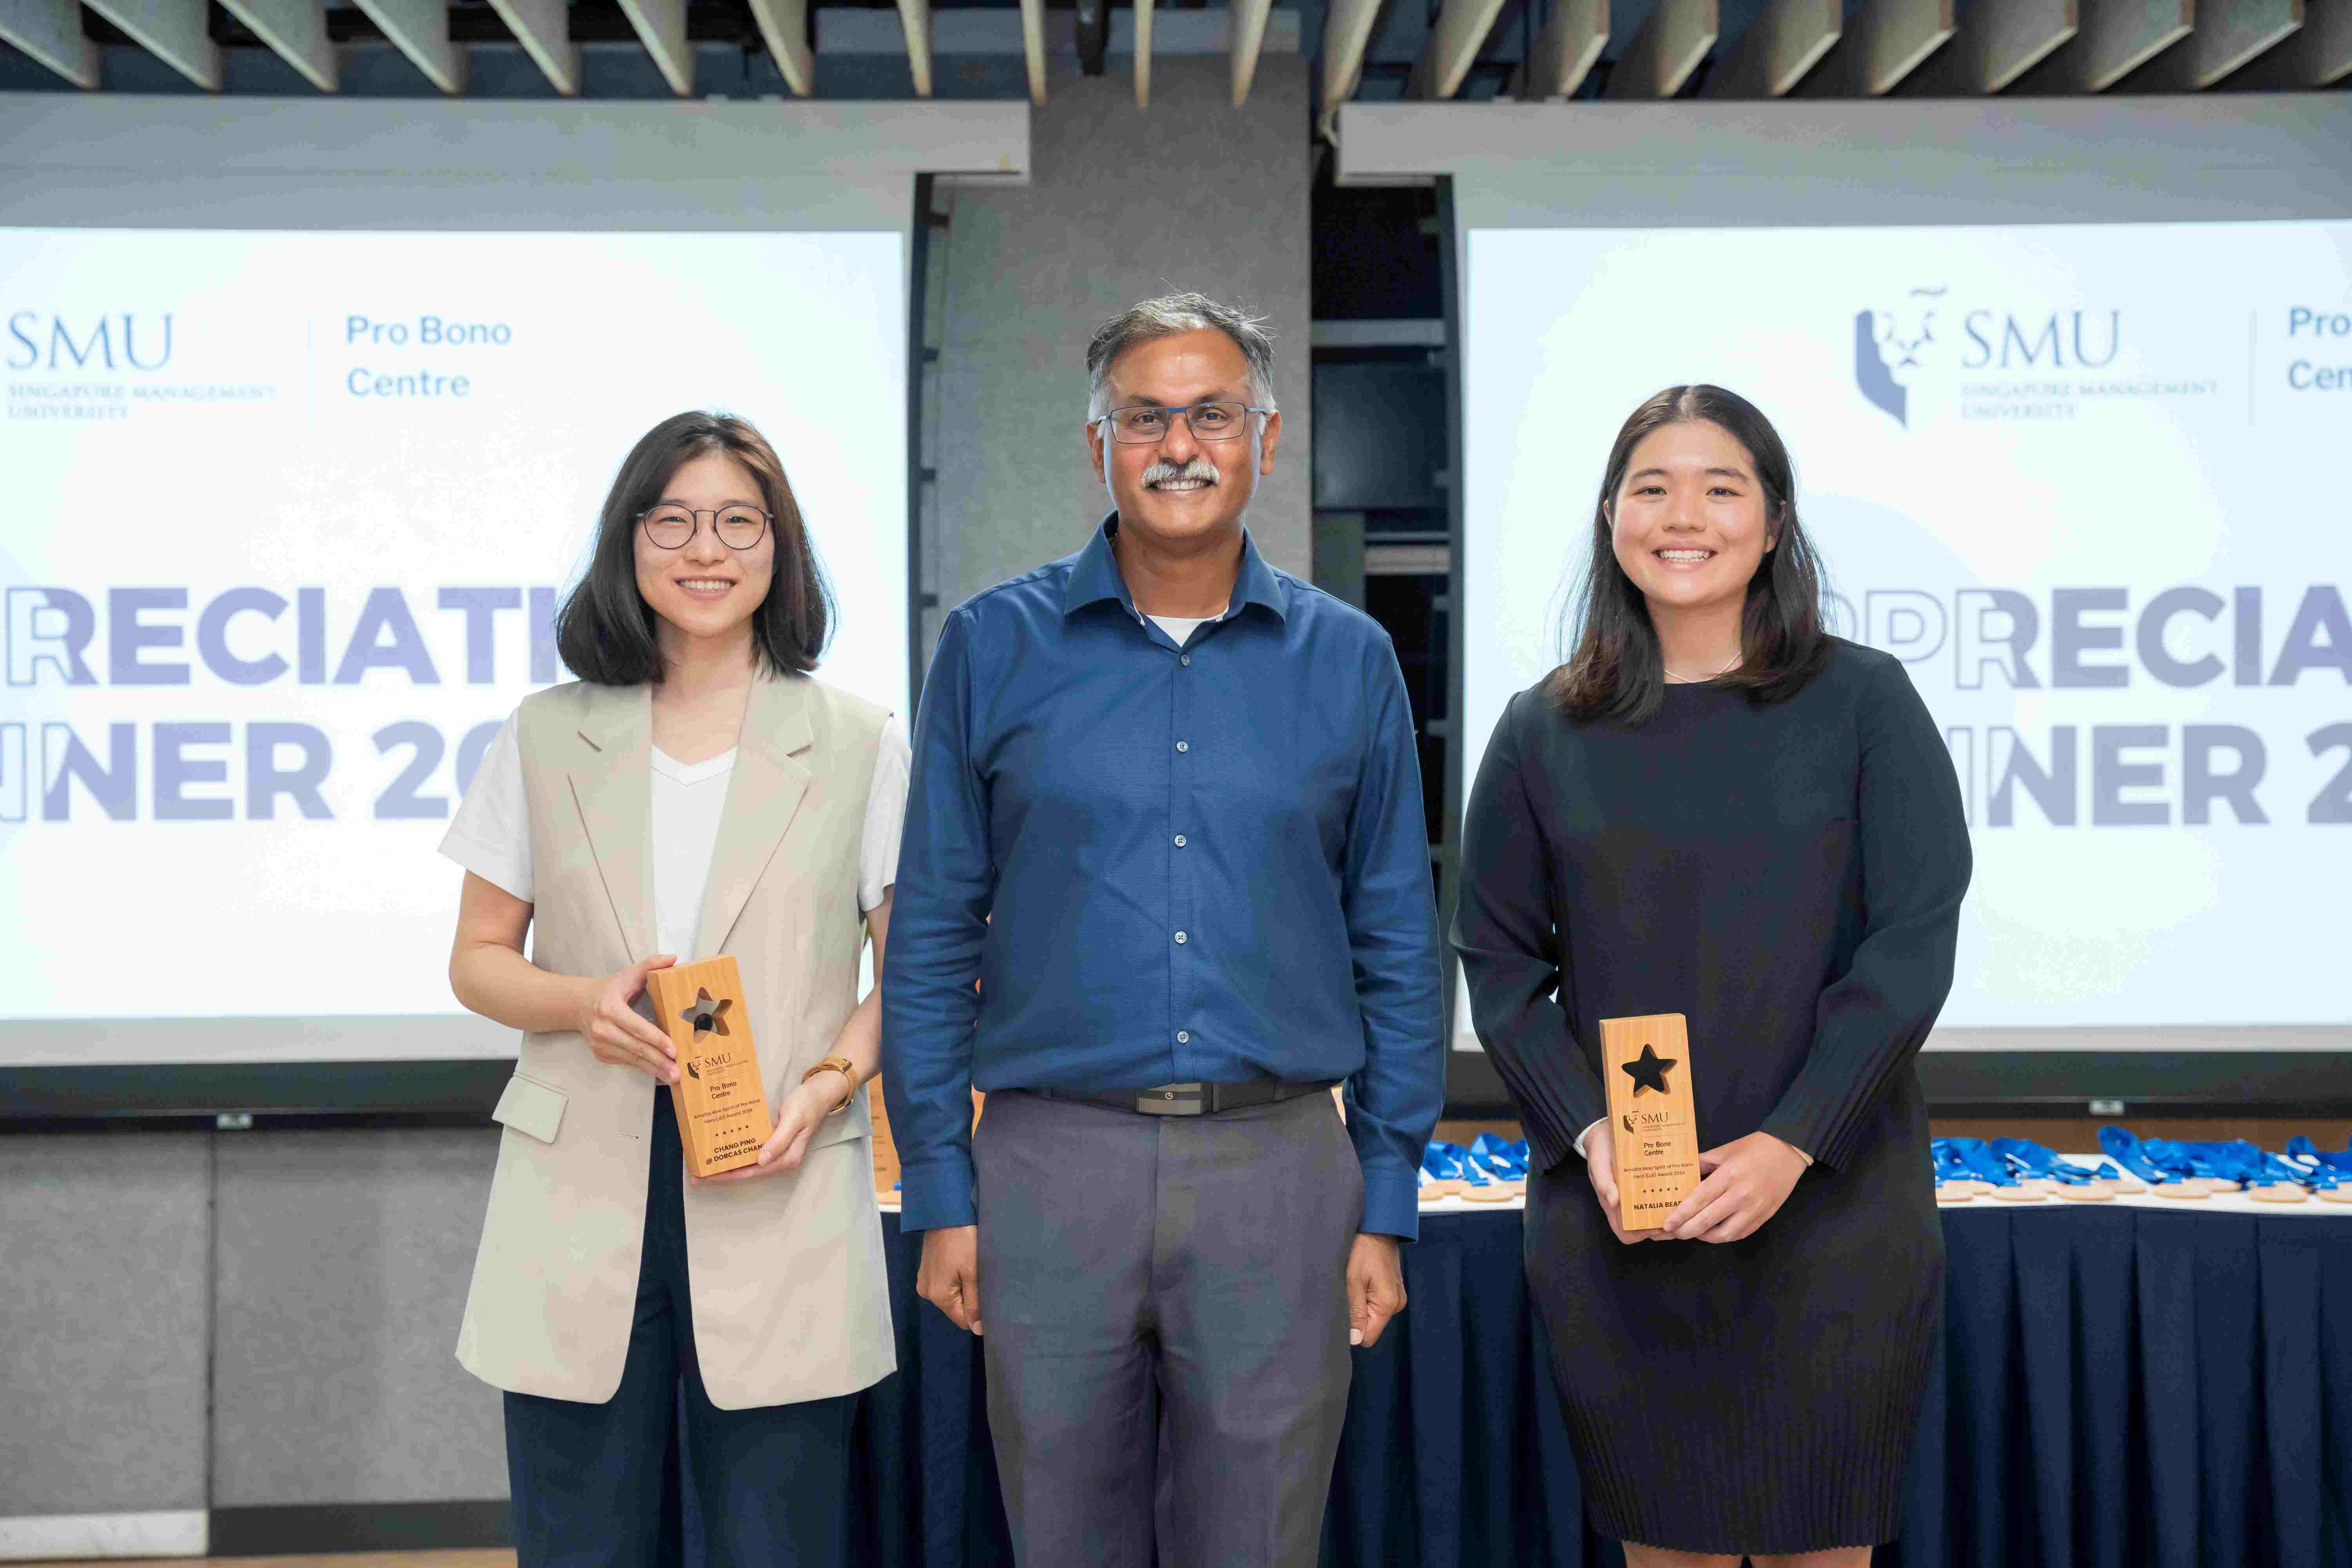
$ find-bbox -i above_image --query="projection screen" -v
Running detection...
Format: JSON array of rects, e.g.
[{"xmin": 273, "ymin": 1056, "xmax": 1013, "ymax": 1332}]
[
  {"xmin": 1342, "ymin": 95, "xmax": 2352, "ymax": 1065},
  {"xmin": 1, "ymin": 96, "xmax": 1024, "ymax": 1077}
]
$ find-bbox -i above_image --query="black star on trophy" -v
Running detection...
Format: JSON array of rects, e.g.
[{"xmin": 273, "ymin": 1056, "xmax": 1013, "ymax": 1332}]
[
  {"xmin": 1620, "ymin": 1042, "xmax": 1677, "ymax": 1096},
  {"xmin": 679, "ymin": 988, "xmax": 733, "ymax": 1036}
]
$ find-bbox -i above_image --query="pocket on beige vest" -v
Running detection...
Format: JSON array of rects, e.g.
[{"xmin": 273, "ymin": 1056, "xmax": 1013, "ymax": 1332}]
[
  {"xmin": 802, "ymin": 1114, "xmax": 866, "ymax": 1157},
  {"xmin": 492, "ymin": 1072, "xmax": 568, "ymax": 1144}
]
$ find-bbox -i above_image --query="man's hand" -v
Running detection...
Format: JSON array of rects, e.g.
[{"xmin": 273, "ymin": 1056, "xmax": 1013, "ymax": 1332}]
[
  {"xmin": 1586, "ymin": 1130, "xmax": 1666, "ymax": 1245},
  {"xmin": 917, "ymin": 1224, "xmax": 982, "ymax": 1334},
  {"xmin": 1346, "ymin": 1233, "xmax": 1406, "ymax": 1348},
  {"xmin": 1661, "ymin": 1131, "xmax": 1809, "ymax": 1243}
]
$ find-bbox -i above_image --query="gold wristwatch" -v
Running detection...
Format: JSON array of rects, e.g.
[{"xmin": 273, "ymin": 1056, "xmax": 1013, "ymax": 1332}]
[{"xmin": 803, "ymin": 1055, "xmax": 858, "ymax": 1115}]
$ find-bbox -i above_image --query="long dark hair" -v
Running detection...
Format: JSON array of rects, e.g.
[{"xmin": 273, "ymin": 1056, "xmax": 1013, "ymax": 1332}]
[
  {"xmin": 1545, "ymin": 385, "xmax": 1829, "ymax": 725},
  {"xmin": 555, "ymin": 411, "xmax": 834, "ymax": 686}
]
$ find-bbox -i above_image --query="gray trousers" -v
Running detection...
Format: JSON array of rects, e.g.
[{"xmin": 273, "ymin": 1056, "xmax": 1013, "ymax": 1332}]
[{"xmin": 972, "ymin": 1087, "xmax": 1365, "ymax": 1568}]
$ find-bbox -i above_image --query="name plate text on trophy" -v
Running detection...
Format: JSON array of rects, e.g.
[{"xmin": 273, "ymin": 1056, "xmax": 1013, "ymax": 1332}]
[
  {"xmin": 647, "ymin": 955, "xmax": 775, "ymax": 1179},
  {"xmin": 1599, "ymin": 1013, "xmax": 1701, "ymax": 1232}
]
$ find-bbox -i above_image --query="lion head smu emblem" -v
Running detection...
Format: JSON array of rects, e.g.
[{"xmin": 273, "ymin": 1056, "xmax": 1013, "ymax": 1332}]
[{"xmin": 1855, "ymin": 286, "xmax": 1946, "ymax": 428}]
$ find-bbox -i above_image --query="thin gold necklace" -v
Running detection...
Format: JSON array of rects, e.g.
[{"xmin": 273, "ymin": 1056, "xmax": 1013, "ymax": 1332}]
[{"xmin": 1662, "ymin": 653, "xmax": 1740, "ymax": 684}]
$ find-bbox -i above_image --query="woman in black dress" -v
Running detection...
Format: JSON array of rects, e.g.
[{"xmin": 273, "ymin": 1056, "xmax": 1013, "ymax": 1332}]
[{"xmin": 1453, "ymin": 385, "xmax": 1970, "ymax": 1566}]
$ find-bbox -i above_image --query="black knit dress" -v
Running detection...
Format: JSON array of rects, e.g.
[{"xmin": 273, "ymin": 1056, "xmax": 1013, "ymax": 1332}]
[{"xmin": 1452, "ymin": 640, "xmax": 1971, "ymax": 1555}]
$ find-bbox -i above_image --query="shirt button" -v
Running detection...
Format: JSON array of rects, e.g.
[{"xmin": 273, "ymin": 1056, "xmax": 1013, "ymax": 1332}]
[
  {"xmin": 1173, "ymin": 835, "xmax": 1187, "ymax": 847},
  {"xmin": 1175, "ymin": 740, "xmax": 1189, "ymax": 753},
  {"xmin": 1174, "ymin": 931, "xmax": 1188, "ymax": 945},
  {"xmin": 1180, "ymin": 655, "xmax": 1191, "ymax": 666},
  {"xmin": 1176, "ymin": 1030, "xmax": 1190, "ymax": 1043}
]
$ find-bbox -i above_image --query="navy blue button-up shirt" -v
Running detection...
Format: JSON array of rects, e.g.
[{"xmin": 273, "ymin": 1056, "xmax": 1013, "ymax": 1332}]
[{"xmin": 882, "ymin": 518, "xmax": 1445, "ymax": 1239}]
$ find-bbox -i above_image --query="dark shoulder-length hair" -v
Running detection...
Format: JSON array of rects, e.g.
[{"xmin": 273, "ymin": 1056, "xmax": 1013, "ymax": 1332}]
[
  {"xmin": 1544, "ymin": 384, "xmax": 1829, "ymax": 726},
  {"xmin": 555, "ymin": 410, "xmax": 834, "ymax": 686}
]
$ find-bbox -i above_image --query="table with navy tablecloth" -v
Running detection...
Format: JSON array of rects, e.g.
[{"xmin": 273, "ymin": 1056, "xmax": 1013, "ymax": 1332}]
[{"xmin": 846, "ymin": 1200, "xmax": 2352, "ymax": 1568}]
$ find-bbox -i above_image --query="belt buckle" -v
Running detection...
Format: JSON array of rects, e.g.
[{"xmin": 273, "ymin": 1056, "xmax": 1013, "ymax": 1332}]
[{"xmin": 1137, "ymin": 1082, "xmax": 1207, "ymax": 1116}]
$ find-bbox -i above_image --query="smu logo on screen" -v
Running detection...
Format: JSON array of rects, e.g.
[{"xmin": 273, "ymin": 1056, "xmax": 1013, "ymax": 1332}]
[
  {"xmin": 5, "ymin": 311, "xmax": 175, "ymax": 372},
  {"xmin": 1853, "ymin": 289, "xmax": 2121, "ymax": 427}
]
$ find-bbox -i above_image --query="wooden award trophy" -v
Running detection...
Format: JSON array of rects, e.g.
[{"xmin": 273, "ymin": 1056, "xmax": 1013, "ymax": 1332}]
[
  {"xmin": 646, "ymin": 956, "xmax": 775, "ymax": 1179},
  {"xmin": 1599, "ymin": 1013, "xmax": 1701, "ymax": 1232}
]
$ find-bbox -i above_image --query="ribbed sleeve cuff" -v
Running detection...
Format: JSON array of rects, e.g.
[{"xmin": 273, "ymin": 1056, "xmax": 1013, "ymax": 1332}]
[
  {"xmin": 1521, "ymin": 1118, "xmax": 1572, "ymax": 1178},
  {"xmin": 1515, "ymin": 1073, "xmax": 1609, "ymax": 1177},
  {"xmin": 1360, "ymin": 1170, "xmax": 1420, "ymax": 1241},
  {"xmin": 1760, "ymin": 1103, "xmax": 1850, "ymax": 1174},
  {"xmin": 896, "ymin": 1156, "xmax": 976, "ymax": 1232}
]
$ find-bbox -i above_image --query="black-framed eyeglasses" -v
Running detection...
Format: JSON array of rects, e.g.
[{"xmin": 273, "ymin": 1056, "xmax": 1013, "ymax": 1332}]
[
  {"xmin": 637, "ymin": 504, "xmax": 771, "ymax": 551},
  {"xmin": 1096, "ymin": 401, "xmax": 1269, "ymax": 445}
]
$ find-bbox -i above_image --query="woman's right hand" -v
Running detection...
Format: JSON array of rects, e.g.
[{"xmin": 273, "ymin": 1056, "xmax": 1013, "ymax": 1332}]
[
  {"xmin": 1586, "ymin": 1129, "xmax": 1666, "ymax": 1245},
  {"xmin": 577, "ymin": 955, "xmax": 680, "ymax": 1084}
]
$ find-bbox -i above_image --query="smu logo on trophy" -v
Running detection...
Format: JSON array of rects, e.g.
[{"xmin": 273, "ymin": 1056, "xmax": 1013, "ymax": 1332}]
[{"xmin": 1853, "ymin": 287, "xmax": 1946, "ymax": 428}]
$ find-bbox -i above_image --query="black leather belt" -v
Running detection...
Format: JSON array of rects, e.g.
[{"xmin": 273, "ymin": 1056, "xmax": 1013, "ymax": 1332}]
[{"xmin": 1030, "ymin": 1078, "xmax": 1338, "ymax": 1118}]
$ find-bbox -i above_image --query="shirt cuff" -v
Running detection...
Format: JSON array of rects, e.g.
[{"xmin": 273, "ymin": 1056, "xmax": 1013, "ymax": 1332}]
[
  {"xmin": 1360, "ymin": 1168, "xmax": 1420, "ymax": 1242},
  {"xmin": 1759, "ymin": 1106, "xmax": 1835, "ymax": 1171},
  {"xmin": 896, "ymin": 1155, "xmax": 976, "ymax": 1233}
]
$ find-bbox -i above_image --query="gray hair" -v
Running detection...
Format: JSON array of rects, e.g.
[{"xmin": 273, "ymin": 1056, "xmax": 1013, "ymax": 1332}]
[{"xmin": 1085, "ymin": 292, "xmax": 1279, "ymax": 421}]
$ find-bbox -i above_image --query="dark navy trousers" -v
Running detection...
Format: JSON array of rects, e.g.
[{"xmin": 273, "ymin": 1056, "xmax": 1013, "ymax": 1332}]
[{"xmin": 503, "ymin": 1094, "xmax": 855, "ymax": 1568}]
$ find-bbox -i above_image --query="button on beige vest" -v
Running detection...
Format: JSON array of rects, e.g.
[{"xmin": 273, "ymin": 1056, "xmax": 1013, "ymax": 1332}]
[{"xmin": 456, "ymin": 669, "xmax": 896, "ymax": 1409}]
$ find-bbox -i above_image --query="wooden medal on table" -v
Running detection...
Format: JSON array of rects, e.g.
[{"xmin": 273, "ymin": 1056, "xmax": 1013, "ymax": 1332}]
[
  {"xmin": 1599, "ymin": 1013, "xmax": 1701, "ymax": 1232},
  {"xmin": 646, "ymin": 955, "xmax": 775, "ymax": 1179}
]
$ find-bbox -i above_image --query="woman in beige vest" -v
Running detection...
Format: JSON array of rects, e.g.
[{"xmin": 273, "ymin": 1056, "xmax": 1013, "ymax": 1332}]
[{"xmin": 438, "ymin": 410, "xmax": 904, "ymax": 1567}]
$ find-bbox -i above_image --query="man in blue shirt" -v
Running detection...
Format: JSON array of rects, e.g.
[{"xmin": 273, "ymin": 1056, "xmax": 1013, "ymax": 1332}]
[{"xmin": 882, "ymin": 292, "xmax": 1445, "ymax": 1566}]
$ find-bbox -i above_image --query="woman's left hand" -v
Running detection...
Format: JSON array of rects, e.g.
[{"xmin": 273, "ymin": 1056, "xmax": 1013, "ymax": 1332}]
[
  {"xmin": 1659, "ymin": 1132, "xmax": 1809, "ymax": 1243},
  {"xmin": 696, "ymin": 1072, "xmax": 850, "ymax": 1184}
]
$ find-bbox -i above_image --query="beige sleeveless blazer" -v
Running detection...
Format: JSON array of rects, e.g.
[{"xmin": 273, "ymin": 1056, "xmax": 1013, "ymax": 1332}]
[{"xmin": 454, "ymin": 668, "xmax": 896, "ymax": 1409}]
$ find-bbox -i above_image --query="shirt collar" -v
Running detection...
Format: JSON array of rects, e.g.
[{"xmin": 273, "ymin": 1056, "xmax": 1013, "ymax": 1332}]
[{"xmin": 1060, "ymin": 514, "xmax": 1290, "ymax": 624}]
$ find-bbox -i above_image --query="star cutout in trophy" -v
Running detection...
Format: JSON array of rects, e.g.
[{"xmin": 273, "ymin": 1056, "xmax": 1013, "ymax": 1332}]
[
  {"xmin": 679, "ymin": 988, "xmax": 732, "ymax": 1037},
  {"xmin": 1619, "ymin": 1042, "xmax": 1676, "ymax": 1097}
]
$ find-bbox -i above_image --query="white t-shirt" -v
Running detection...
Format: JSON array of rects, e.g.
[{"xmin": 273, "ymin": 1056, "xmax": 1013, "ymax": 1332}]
[
  {"xmin": 1147, "ymin": 612, "xmax": 1218, "ymax": 646},
  {"xmin": 439, "ymin": 707, "xmax": 911, "ymax": 964}
]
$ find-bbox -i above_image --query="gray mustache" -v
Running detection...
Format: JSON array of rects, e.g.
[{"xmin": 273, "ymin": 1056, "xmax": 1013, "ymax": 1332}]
[{"xmin": 1142, "ymin": 458, "xmax": 1220, "ymax": 488}]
